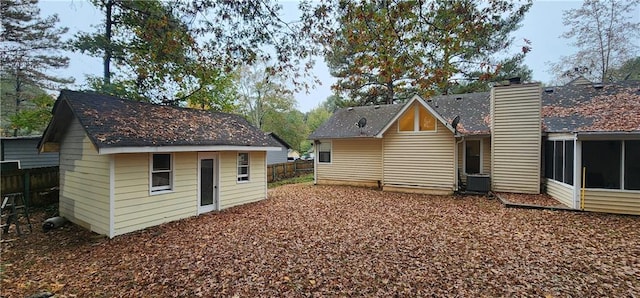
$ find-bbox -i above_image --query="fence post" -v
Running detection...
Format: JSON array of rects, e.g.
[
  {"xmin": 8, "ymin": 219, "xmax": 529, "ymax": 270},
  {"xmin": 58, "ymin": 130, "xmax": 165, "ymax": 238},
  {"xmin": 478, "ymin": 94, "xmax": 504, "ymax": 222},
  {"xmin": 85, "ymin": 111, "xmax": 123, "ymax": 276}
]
[{"xmin": 23, "ymin": 171, "xmax": 31, "ymax": 207}]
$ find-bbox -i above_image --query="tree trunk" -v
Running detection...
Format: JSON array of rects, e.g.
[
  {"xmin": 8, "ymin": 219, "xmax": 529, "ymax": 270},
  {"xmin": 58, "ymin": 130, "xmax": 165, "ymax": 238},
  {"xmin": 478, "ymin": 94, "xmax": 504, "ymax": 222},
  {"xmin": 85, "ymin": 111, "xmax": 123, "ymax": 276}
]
[{"xmin": 103, "ymin": 0, "xmax": 113, "ymax": 85}]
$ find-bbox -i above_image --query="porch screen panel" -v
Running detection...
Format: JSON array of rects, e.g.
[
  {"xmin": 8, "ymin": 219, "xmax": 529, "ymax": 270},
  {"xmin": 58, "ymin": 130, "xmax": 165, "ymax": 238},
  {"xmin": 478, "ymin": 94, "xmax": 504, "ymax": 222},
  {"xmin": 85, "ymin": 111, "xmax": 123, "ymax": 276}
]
[
  {"xmin": 625, "ymin": 140, "xmax": 640, "ymax": 190},
  {"xmin": 583, "ymin": 141, "xmax": 621, "ymax": 189}
]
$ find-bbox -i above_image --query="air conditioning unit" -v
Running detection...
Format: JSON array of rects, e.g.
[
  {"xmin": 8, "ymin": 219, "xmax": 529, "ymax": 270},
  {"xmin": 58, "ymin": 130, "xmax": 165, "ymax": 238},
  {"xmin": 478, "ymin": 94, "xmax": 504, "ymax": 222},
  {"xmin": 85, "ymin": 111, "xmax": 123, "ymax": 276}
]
[{"xmin": 467, "ymin": 174, "xmax": 491, "ymax": 193}]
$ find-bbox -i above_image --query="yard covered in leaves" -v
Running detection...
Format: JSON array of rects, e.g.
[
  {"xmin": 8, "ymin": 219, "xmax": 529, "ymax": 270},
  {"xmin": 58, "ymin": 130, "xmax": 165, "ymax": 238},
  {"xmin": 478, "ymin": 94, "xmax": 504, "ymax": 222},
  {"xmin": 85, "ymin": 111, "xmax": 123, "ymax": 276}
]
[{"xmin": 2, "ymin": 184, "xmax": 639, "ymax": 297}]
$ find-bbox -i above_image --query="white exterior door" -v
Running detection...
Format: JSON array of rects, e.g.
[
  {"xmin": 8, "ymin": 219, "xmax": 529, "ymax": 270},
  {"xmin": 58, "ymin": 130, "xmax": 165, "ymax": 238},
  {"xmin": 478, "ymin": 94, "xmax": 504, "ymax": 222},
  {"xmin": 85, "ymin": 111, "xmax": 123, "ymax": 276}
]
[{"xmin": 198, "ymin": 153, "xmax": 219, "ymax": 214}]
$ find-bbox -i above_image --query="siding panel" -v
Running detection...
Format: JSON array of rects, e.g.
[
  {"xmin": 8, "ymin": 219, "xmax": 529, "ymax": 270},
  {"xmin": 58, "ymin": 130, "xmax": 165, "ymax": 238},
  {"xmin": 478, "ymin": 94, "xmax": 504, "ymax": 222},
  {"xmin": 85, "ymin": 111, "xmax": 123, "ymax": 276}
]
[
  {"xmin": 316, "ymin": 139, "xmax": 383, "ymax": 187},
  {"xmin": 383, "ymin": 104, "xmax": 455, "ymax": 194},
  {"xmin": 491, "ymin": 83, "xmax": 541, "ymax": 194},
  {"xmin": 546, "ymin": 179, "xmax": 573, "ymax": 207},
  {"xmin": 59, "ymin": 118, "xmax": 110, "ymax": 235},
  {"xmin": 583, "ymin": 189, "xmax": 640, "ymax": 215},
  {"xmin": 113, "ymin": 152, "xmax": 198, "ymax": 236},
  {"xmin": 1, "ymin": 138, "xmax": 59, "ymax": 168},
  {"xmin": 219, "ymin": 151, "xmax": 266, "ymax": 209}
]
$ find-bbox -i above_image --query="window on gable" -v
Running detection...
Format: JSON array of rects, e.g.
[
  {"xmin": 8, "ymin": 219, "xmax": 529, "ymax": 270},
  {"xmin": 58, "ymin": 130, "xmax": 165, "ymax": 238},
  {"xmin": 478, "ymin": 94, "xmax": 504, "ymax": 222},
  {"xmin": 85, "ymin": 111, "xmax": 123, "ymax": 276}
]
[
  {"xmin": 398, "ymin": 108, "xmax": 415, "ymax": 131},
  {"xmin": 418, "ymin": 106, "xmax": 436, "ymax": 131},
  {"xmin": 237, "ymin": 152, "xmax": 250, "ymax": 182},
  {"xmin": 151, "ymin": 153, "xmax": 172, "ymax": 192},
  {"xmin": 399, "ymin": 105, "xmax": 436, "ymax": 132}
]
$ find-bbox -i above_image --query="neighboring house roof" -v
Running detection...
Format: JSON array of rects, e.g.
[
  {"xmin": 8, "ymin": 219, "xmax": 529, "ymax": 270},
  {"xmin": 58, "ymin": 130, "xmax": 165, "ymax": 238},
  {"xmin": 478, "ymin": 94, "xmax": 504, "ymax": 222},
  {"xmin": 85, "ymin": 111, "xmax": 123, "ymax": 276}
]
[
  {"xmin": 310, "ymin": 80, "xmax": 640, "ymax": 139},
  {"xmin": 267, "ymin": 132, "xmax": 291, "ymax": 149},
  {"xmin": 309, "ymin": 104, "xmax": 403, "ymax": 139},
  {"xmin": 542, "ymin": 81, "xmax": 640, "ymax": 133},
  {"xmin": 40, "ymin": 90, "xmax": 281, "ymax": 153}
]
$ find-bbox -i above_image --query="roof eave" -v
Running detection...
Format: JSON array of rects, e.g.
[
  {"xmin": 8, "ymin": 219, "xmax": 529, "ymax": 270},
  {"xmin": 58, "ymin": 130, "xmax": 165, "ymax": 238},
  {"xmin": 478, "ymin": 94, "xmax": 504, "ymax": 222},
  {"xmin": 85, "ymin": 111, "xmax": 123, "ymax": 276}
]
[{"xmin": 98, "ymin": 145, "xmax": 282, "ymax": 155}]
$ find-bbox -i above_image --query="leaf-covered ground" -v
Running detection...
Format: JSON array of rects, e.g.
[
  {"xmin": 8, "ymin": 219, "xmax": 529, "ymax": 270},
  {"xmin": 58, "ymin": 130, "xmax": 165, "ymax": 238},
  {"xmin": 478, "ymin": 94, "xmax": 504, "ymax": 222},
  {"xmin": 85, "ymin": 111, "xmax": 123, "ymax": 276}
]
[
  {"xmin": 497, "ymin": 192, "xmax": 568, "ymax": 208},
  {"xmin": 2, "ymin": 184, "xmax": 639, "ymax": 297}
]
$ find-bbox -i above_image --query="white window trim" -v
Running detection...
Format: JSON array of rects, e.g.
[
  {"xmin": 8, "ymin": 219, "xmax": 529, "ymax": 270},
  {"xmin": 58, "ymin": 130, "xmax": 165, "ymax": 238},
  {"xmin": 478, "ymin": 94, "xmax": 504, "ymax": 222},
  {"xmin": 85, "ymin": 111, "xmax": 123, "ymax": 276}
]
[
  {"xmin": 397, "ymin": 105, "xmax": 437, "ymax": 133},
  {"xmin": 237, "ymin": 152, "xmax": 250, "ymax": 183},
  {"xmin": 317, "ymin": 140, "xmax": 332, "ymax": 164},
  {"xmin": 149, "ymin": 153, "xmax": 174, "ymax": 195},
  {"xmin": 463, "ymin": 139, "xmax": 483, "ymax": 175}
]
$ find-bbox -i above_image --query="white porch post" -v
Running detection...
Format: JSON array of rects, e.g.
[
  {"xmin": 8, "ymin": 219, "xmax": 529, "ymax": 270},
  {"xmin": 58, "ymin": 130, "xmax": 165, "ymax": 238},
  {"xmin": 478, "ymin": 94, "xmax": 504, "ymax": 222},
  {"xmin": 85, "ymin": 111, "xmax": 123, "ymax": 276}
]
[{"xmin": 573, "ymin": 140, "xmax": 582, "ymax": 209}]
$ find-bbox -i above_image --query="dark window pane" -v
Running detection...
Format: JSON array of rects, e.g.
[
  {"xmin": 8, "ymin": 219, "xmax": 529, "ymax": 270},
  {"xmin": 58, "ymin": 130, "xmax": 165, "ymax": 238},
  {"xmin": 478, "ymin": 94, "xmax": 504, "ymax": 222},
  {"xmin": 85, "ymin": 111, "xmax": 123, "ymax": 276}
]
[
  {"xmin": 153, "ymin": 154, "xmax": 171, "ymax": 171},
  {"xmin": 152, "ymin": 172, "xmax": 171, "ymax": 187},
  {"xmin": 465, "ymin": 140, "xmax": 481, "ymax": 174},
  {"xmin": 200, "ymin": 159, "xmax": 214, "ymax": 206},
  {"xmin": 238, "ymin": 166, "xmax": 248, "ymax": 175},
  {"xmin": 564, "ymin": 141, "xmax": 574, "ymax": 185},
  {"xmin": 238, "ymin": 153, "xmax": 249, "ymax": 165},
  {"xmin": 544, "ymin": 141, "xmax": 554, "ymax": 179},
  {"xmin": 554, "ymin": 141, "xmax": 563, "ymax": 181},
  {"xmin": 625, "ymin": 140, "xmax": 640, "ymax": 190},
  {"xmin": 583, "ymin": 141, "xmax": 621, "ymax": 189},
  {"xmin": 319, "ymin": 151, "xmax": 331, "ymax": 163}
]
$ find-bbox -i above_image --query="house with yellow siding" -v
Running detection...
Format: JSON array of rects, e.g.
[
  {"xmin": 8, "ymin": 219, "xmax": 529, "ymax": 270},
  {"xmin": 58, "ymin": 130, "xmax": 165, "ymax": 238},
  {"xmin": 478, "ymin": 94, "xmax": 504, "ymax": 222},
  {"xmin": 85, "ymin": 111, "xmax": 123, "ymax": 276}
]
[
  {"xmin": 38, "ymin": 90, "xmax": 280, "ymax": 237},
  {"xmin": 310, "ymin": 79, "xmax": 640, "ymax": 216}
]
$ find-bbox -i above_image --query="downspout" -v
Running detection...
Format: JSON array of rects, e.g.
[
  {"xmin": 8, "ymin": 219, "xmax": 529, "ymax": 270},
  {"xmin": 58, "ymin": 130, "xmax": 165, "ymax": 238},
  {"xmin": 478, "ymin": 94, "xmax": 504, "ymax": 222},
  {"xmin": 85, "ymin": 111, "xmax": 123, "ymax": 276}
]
[{"xmin": 455, "ymin": 136, "xmax": 465, "ymax": 191}]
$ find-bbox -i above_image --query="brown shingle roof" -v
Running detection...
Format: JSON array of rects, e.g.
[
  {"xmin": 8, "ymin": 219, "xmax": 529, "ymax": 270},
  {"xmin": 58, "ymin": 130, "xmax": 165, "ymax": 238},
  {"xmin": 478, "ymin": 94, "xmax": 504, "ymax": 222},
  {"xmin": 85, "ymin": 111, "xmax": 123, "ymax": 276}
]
[
  {"xmin": 46, "ymin": 90, "xmax": 279, "ymax": 149},
  {"xmin": 310, "ymin": 81, "xmax": 640, "ymax": 139}
]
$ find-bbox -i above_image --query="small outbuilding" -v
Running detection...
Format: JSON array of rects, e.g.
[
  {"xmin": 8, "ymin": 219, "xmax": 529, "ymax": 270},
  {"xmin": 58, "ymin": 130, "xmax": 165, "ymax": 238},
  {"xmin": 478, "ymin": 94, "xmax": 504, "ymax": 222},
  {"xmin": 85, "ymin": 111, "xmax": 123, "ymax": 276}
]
[{"xmin": 39, "ymin": 90, "xmax": 280, "ymax": 237}]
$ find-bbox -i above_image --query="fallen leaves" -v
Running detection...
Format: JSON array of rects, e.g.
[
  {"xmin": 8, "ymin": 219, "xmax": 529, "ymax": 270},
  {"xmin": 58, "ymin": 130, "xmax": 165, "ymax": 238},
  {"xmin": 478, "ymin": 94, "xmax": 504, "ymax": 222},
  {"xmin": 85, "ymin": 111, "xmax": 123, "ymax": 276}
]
[{"xmin": 1, "ymin": 184, "xmax": 639, "ymax": 297}]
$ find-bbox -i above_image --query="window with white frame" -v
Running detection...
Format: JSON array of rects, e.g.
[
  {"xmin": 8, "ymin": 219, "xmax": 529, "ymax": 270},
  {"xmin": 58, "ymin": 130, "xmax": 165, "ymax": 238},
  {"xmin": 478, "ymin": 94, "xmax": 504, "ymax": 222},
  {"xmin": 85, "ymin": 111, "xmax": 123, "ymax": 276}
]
[
  {"xmin": 317, "ymin": 141, "xmax": 331, "ymax": 163},
  {"xmin": 544, "ymin": 140, "xmax": 574, "ymax": 185},
  {"xmin": 151, "ymin": 153, "xmax": 172, "ymax": 192},
  {"xmin": 582, "ymin": 140, "xmax": 640, "ymax": 190},
  {"xmin": 237, "ymin": 152, "xmax": 249, "ymax": 182}
]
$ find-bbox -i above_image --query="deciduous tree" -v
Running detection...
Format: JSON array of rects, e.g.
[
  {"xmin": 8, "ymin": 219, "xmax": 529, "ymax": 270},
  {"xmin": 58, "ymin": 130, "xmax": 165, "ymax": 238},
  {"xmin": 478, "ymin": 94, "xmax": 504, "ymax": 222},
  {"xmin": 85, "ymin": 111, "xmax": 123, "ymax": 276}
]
[
  {"xmin": 305, "ymin": 0, "xmax": 532, "ymax": 105},
  {"xmin": 237, "ymin": 63, "xmax": 296, "ymax": 129},
  {"xmin": 551, "ymin": 0, "xmax": 640, "ymax": 83}
]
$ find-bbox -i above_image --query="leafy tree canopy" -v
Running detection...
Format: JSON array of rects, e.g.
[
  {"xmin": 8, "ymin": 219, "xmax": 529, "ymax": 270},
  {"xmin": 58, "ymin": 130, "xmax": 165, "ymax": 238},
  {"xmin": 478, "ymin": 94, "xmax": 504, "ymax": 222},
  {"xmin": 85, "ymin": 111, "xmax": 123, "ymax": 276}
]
[
  {"xmin": 0, "ymin": 0, "xmax": 72, "ymax": 136},
  {"xmin": 303, "ymin": 0, "xmax": 532, "ymax": 105},
  {"xmin": 550, "ymin": 0, "xmax": 640, "ymax": 84}
]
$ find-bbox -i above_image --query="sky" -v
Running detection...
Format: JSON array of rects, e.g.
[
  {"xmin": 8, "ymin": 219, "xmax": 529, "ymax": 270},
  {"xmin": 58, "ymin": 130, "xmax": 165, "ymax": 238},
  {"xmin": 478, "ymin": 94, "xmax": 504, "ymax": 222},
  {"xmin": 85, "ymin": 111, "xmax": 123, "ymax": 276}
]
[{"xmin": 36, "ymin": 1, "xmax": 638, "ymax": 112}]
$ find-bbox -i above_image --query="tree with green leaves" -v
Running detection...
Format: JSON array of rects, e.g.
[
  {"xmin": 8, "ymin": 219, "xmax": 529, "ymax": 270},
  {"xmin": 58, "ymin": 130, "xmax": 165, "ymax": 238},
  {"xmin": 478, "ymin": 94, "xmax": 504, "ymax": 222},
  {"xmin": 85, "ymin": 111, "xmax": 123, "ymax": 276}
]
[
  {"xmin": 73, "ymin": 0, "xmax": 321, "ymax": 108},
  {"xmin": 449, "ymin": 55, "xmax": 533, "ymax": 94},
  {"xmin": 305, "ymin": 0, "xmax": 532, "ymax": 105},
  {"xmin": 263, "ymin": 109, "xmax": 308, "ymax": 153},
  {"xmin": 72, "ymin": 0, "xmax": 236, "ymax": 108},
  {"xmin": 0, "ymin": 0, "xmax": 73, "ymax": 136},
  {"xmin": 607, "ymin": 57, "xmax": 640, "ymax": 81},
  {"xmin": 551, "ymin": 0, "xmax": 640, "ymax": 83},
  {"xmin": 236, "ymin": 63, "xmax": 296, "ymax": 129},
  {"xmin": 8, "ymin": 93, "xmax": 54, "ymax": 135}
]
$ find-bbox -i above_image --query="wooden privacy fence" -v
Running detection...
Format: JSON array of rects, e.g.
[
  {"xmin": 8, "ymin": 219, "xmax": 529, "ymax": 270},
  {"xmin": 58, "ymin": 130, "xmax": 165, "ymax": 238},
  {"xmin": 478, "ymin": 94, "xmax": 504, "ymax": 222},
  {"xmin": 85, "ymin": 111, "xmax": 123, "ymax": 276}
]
[
  {"xmin": 267, "ymin": 160, "xmax": 313, "ymax": 182},
  {"xmin": 1, "ymin": 166, "xmax": 59, "ymax": 207}
]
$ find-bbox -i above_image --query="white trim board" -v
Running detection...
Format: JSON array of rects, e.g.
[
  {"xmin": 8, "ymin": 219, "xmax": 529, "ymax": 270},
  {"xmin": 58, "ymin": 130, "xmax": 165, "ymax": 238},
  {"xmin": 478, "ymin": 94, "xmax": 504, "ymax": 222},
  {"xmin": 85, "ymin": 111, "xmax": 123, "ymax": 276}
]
[{"xmin": 99, "ymin": 145, "xmax": 282, "ymax": 155}]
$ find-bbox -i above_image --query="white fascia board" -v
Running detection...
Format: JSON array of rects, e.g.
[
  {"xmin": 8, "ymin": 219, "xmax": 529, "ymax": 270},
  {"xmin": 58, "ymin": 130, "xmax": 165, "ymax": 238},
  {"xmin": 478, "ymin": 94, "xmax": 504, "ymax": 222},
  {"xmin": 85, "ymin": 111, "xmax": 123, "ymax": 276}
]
[
  {"xmin": 99, "ymin": 145, "xmax": 282, "ymax": 155},
  {"xmin": 375, "ymin": 94, "xmax": 455, "ymax": 138}
]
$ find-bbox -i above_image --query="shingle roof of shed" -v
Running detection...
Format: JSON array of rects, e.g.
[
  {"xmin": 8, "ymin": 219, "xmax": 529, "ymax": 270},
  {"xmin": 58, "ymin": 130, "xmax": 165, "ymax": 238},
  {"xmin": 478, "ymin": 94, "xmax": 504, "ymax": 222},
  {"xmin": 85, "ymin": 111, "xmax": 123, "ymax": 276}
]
[{"xmin": 46, "ymin": 90, "xmax": 279, "ymax": 148}]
